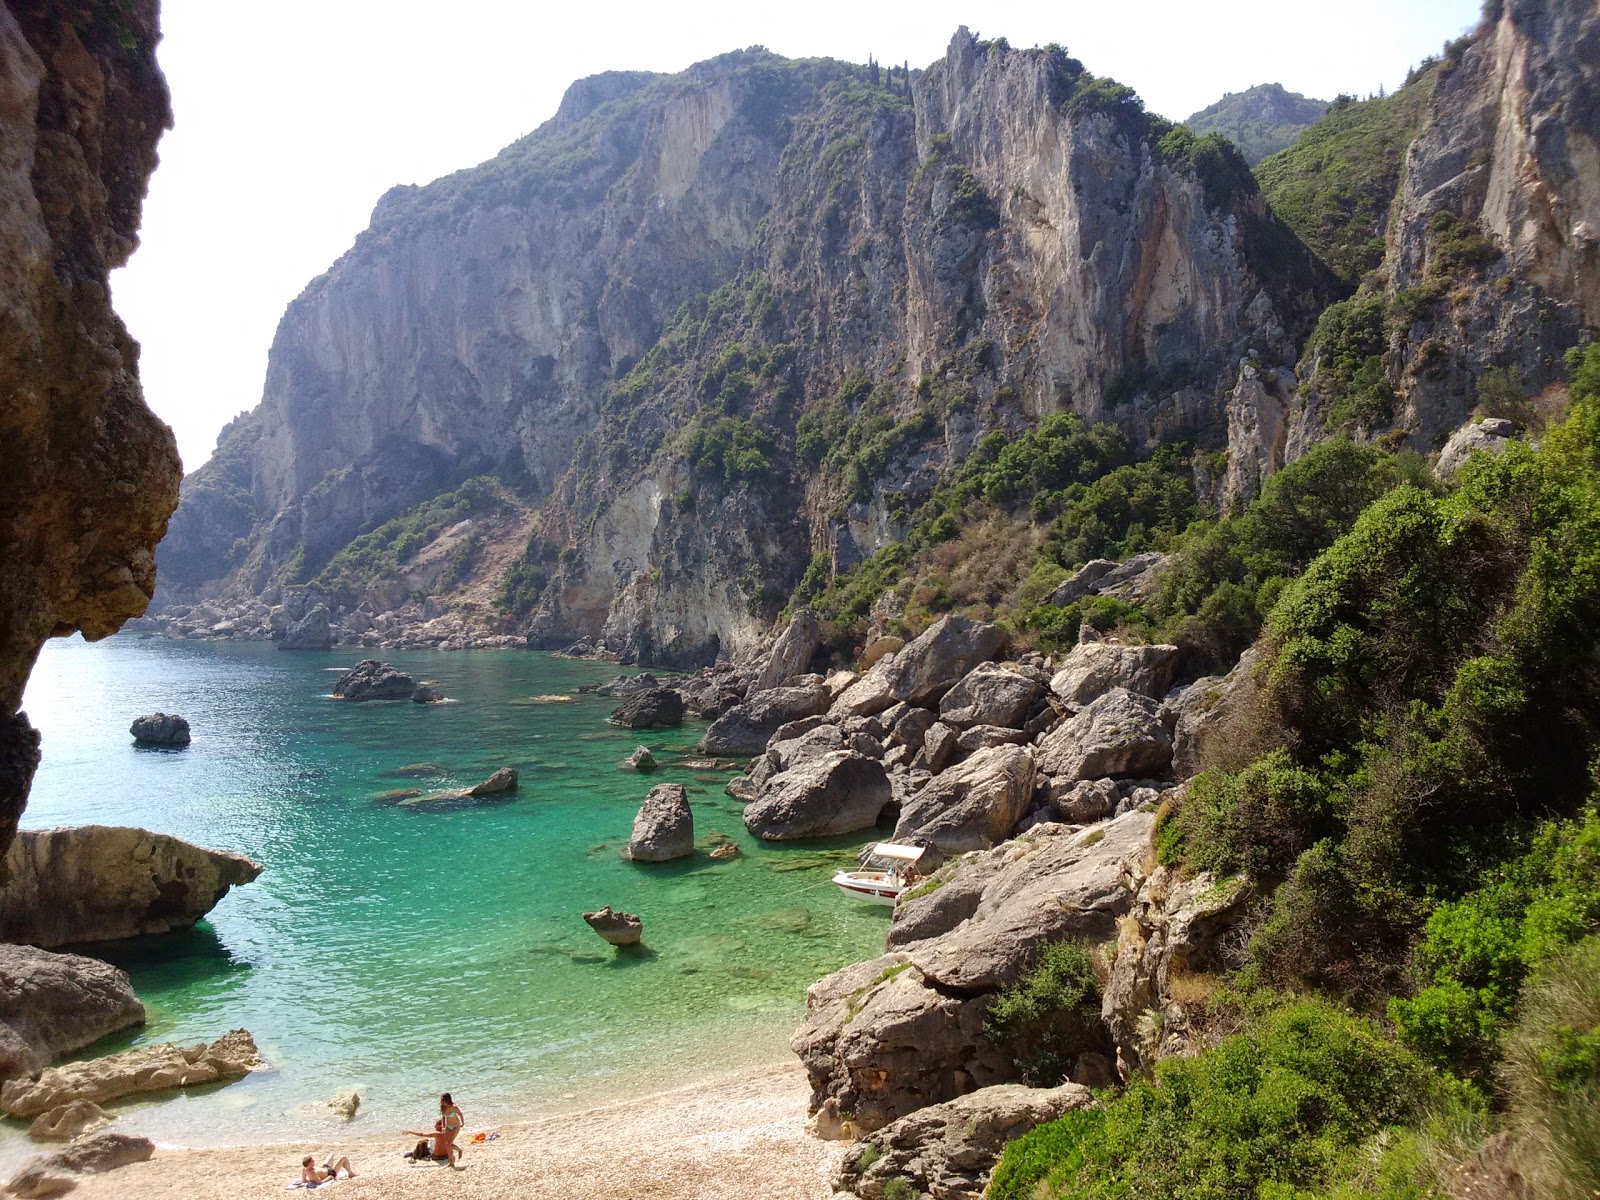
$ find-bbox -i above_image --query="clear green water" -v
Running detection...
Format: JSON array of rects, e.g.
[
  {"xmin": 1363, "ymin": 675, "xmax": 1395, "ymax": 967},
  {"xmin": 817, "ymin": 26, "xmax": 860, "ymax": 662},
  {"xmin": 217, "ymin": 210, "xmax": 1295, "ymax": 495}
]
[{"xmin": 6, "ymin": 636, "xmax": 887, "ymax": 1154}]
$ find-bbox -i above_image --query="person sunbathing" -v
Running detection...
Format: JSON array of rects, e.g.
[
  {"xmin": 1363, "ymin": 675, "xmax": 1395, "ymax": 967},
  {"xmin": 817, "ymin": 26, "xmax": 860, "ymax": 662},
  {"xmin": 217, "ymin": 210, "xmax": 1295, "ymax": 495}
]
[{"xmin": 301, "ymin": 1153, "xmax": 355, "ymax": 1184}]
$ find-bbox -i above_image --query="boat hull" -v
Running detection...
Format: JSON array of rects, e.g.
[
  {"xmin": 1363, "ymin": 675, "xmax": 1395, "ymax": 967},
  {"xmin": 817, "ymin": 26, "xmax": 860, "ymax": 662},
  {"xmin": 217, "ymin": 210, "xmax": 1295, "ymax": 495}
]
[{"xmin": 832, "ymin": 871, "xmax": 903, "ymax": 906}]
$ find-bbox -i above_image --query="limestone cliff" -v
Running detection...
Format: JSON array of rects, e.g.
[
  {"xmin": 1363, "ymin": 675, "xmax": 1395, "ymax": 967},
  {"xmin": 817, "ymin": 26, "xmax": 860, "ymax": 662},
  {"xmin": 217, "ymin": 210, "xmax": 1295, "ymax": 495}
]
[{"xmin": 0, "ymin": 1, "xmax": 178, "ymax": 855}]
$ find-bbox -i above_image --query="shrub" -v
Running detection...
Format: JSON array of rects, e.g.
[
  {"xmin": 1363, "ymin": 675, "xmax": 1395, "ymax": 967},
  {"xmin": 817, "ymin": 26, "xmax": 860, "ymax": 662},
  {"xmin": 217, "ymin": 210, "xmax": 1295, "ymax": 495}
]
[
  {"xmin": 1180, "ymin": 750, "xmax": 1340, "ymax": 882},
  {"xmin": 683, "ymin": 416, "xmax": 775, "ymax": 486},
  {"xmin": 985, "ymin": 942, "xmax": 1104, "ymax": 1085}
]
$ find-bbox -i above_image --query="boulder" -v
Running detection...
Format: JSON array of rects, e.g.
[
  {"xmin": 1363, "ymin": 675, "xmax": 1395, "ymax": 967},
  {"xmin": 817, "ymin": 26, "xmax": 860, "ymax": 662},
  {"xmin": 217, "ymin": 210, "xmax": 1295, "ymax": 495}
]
[
  {"xmin": 1036, "ymin": 688, "xmax": 1172, "ymax": 782},
  {"xmin": 888, "ymin": 707, "xmax": 938, "ymax": 752},
  {"xmin": 835, "ymin": 1082, "xmax": 1095, "ymax": 1200},
  {"xmin": 1045, "ymin": 559, "xmax": 1120, "ymax": 607},
  {"xmin": 701, "ymin": 682, "xmax": 830, "ymax": 755},
  {"xmin": 0, "ymin": 827, "xmax": 262, "ymax": 948},
  {"xmin": 743, "ymin": 752, "xmax": 893, "ymax": 840},
  {"xmin": 860, "ymin": 635, "xmax": 905, "ymax": 670},
  {"xmin": 623, "ymin": 746, "xmax": 658, "ymax": 771},
  {"xmin": 608, "ymin": 687, "xmax": 685, "ymax": 729},
  {"xmin": 582, "ymin": 905, "xmax": 643, "ymax": 947},
  {"xmin": 0, "ymin": 946, "xmax": 144, "ymax": 1086},
  {"xmin": 1048, "ymin": 552, "xmax": 1168, "ymax": 606},
  {"xmin": 331, "ymin": 659, "xmax": 416, "ymax": 701},
  {"xmin": 938, "ymin": 663, "xmax": 1043, "ymax": 730},
  {"xmin": 467, "ymin": 768, "xmax": 518, "ymax": 797},
  {"xmin": 1049, "ymin": 641, "xmax": 1180, "ymax": 706},
  {"xmin": 27, "ymin": 1100, "xmax": 112, "ymax": 1143},
  {"xmin": 6, "ymin": 1132, "xmax": 154, "ymax": 1199},
  {"xmin": 1167, "ymin": 646, "xmax": 1260, "ymax": 779},
  {"xmin": 625, "ymin": 784, "xmax": 694, "ymax": 862},
  {"xmin": 1436, "ymin": 417, "xmax": 1515, "ymax": 478},
  {"xmin": 278, "ymin": 603, "xmax": 332, "ymax": 651},
  {"xmin": 831, "ymin": 660, "xmax": 900, "ymax": 719},
  {"xmin": 587, "ymin": 672, "xmax": 662, "ymax": 697},
  {"xmin": 754, "ymin": 608, "xmax": 822, "ymax": 691},
  {"xmin": 794, "ymin": 814, "xmax": 1153, "ymax": 1132},
  {"xmin": 880, "ymin": 616, "xmax": 1009, "ymax": 707},
  {"xmin": 922, "ymin": 722, "xmax": 961, "ymax": 773},
  {"xmin": 893, "ymin": 745, "xmax": 1036, "ymax": 861},
  {"xmin": 1040, "ymin": 778, "xmax": 1119, "ymax": 823},
  {"xmin": 326, "ymin": 1091, "xmax": 361, "ymax": 1121},
  {"xmin": 127, "ymin": 713, "xmax": 189, "ymax": 746},
  {"xmin": 954, "ymin": 725, "xmax": 1027, "ymax": 755},
  {"xmin": 0, "ymin": 1029, "xmax": 266, "ymax": 1119},
  {"xmin": 411, "ymin": 682, "xmax": 446, "ymax": 704},
  {"xmin": 762, "ymin": 724, "xmax": 846, "ymax": 776}
]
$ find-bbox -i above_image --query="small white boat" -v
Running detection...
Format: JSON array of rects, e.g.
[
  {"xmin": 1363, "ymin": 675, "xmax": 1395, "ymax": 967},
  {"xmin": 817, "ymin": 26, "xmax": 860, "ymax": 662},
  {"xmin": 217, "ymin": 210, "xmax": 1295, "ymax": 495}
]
[{"xmin": 832, "ymin": 842, "xmax": 926, "ymax": 906}]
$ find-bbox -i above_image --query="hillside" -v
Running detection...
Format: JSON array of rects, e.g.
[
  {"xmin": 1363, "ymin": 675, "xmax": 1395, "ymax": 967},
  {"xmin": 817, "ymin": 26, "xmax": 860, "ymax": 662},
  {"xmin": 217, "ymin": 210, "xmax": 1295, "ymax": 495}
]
[{"xmin": 1185, "ymin": 82, "xmax": 1327, "ymax": 166}]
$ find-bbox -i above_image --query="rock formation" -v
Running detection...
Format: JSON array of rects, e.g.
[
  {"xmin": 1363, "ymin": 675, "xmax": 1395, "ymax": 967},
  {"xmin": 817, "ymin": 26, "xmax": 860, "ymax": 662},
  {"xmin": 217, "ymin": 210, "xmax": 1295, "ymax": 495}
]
[
  {"xmin": 6, "ymin": 1131, "xmax": 154, "ymax": 1199},
  {"xmin": 26, "ymin": 1098, "xmax": 112, "ymax": 1143},
  {"xmin": 623, "ymin": 745, "xmax": 657, "ymax": 771},
  {"xmin": 128, "ymin": 713, "xmax": 190, "ymax": 746},
  {"xmin": 582, "ymin": 905, "xmax": 643, "ymax": 946},
  {"xmin": 278, "ymin": 602, "xmax": 332, "ymax": 650},
  {"xmin": 625, "ymin": 783, "xmax": 694, "ymax": 861},
  {"xmin": 0, "ymin": 826, "xmax": 262, "ymax": 948},
  {"xmin": 0, "ymin": 0, "xmax": 179, "ymax": 858},
  {"xmin": 0, "ymin": 945, "xmax": 144, "ymax": 1085},
  {"xmin": 468, "ymin": 767, "xmax": 518, "ymax": 796},
  {"xmin": 331, "ymin": 659, "xmax": 422, "ymax": 701},
  {"xmin": 743, "ymin": 752, "xmax": 893, "ymax": 840},
  {"xmin": 609, "ymin": 687, "xmax": 685, "ymax": 729}
]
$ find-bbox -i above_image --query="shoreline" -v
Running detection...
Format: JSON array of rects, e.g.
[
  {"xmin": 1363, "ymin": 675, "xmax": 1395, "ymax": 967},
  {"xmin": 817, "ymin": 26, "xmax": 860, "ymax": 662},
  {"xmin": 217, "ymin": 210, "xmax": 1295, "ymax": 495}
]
[{"xmin": 58, "ymin": 1058, "xmax": 839, "ymax": 1200}]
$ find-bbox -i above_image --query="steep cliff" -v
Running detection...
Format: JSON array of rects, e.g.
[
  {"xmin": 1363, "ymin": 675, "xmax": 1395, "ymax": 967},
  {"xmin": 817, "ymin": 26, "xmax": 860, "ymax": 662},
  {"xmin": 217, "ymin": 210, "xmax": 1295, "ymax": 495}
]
[{"xmin": 0, "ymin": 1, "xmax": 178, "ymax": 856}]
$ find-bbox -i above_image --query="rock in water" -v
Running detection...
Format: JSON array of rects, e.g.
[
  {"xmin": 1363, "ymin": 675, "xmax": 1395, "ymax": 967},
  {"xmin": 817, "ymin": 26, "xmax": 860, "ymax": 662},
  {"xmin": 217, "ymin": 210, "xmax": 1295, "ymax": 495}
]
[
  {"xmin": 582, "ymin": 905, "xmax": 643, "ymax": 946},
  {"xmin": 331, "ymin": 660, "xmax": 417, "ymax": 701},
  {"xmin": 0, "ymin": 946, "xmax": 145, "ymax": 1086},
  {"xmin": 626, "ymin": 783, "xmax": 694, "ymax": 861},
  {"xmin": 0, "ymin": 826, "xmax": 262, "ymax": 949},
  {"xmin": 128, "ymin": 713, "xmax": 190, "ymax": 746},
  {"xmin": 411, "ymin": 682, "xmax": 446, "ymax": 704},
  {"xmin": 0, "ymin": 1029, "xmax": 266, "ymax": 1119},
  {"xmin": 278, "ymin": 603, "xmax": 333, "ymax": 651},
  {"xmin": 609, "ymin": 688, "xmax": 686, "ymax": 729},
  {"xmin": 742, "ymin": 752, "xmax": 893, "ymax": 840},
  {"xmin": 326, "ymin": 1092, "xmax": 360, "ymax": 1121},
  {"xmin": 6, "ymin": 1132, "xmax": 155, "ymax": 1199},
  {"xmin": 468, "ymin": 768, "xmax": 518, "ymax": 797},
  {"xmin": 623, "ymin": 745, "xmax": 658, "ymax": 771},
  {"xmin": 27, "ymin": 1100, "xmax": 112, "ymax": 1143}
]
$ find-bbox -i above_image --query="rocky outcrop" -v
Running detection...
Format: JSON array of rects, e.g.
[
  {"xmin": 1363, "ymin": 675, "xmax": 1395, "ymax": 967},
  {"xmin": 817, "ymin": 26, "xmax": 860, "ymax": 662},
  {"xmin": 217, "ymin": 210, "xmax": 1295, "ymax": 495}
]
[
  {"xmin": 743, "ymin": 752, "xmax": 893, "ymax": 840},
  {"xmin": 6, "ymin": 1132, "xmax": 154, "ymax": 1199},
  {"xmin": 1436, "ymin": 416, "xmax": 1515, "ymax": 477},
  {"xmin": 0, "ymin": 1029, "xmax": 265, "ymax": 1119},
  {"xmin": 128, "ymin": 714, "xmax": 189, "ymax": 746},
  {"xmin": 1047, "ymin": 552, "xmax": 1170, "ymax": 608},
  {"xmin": 0, "ymin": 826, "xmax": 262, "ymax": 948},
  {"xmin": 0, "ymin": 2, "xmax": 179, "ymax": 859},
  {"xmin": 1167, "ymin": 645, "xmax": 1260, "ymax": 779},
  {"xmin": 701, "ymin": 681, "xmax": 829, "ymax": 755},
  {"xmin": 623, "ymin": 745, "xmax": 658, "ymax": 771},
  {"xmin": 937, "ymin": 663, "xmax": 1043, "ymax": 730},
  {"xmin": 27, "ymin": 1099, "xmax": 112, "ymax": 1143},
  {"xmin": 582, "ymin": 905, "xmax": 643, "ymax": 946},
  {"xmin": 0, "ymin": 945, "xmax": 144, "ymax": 1085},
  {"xmin": 1036, "ymin": 688, "xmax": 1172, "ymax": 782},
  {"xmin": 878, "ymin": 618, "xmax": 1009, "ymax": 708},
  {"xmin": 753, "ymin": 608, "xmax": 821, "ymax": 691},
  {"xmin": 468, "ymin": 767, "xmax": 518, "ymax": 796},
  {"xmin": 1049, "ymin": 642, "xmax": 1180, "ymax": 707},
  {"xmin": 835, "ymin": 1082, "xmax": 1095, "ymax": 1200},
  {"xmin": 609, "ymin": 687, "xmax": 685, "ymax": 729},
  {"xmin": 892, "ymin": 745, "xmax": 1035, "ymax": 861},
  {"xmin": 625, "ymin": 783, "xmax": 693, "ymax": 861},
  {"xmin": 331, "ymin": 659, "xmax": 419, "ymax": 701},
  {"xmin": 278, "ymin": 602, "xmax": 332, "ymax": 650}
]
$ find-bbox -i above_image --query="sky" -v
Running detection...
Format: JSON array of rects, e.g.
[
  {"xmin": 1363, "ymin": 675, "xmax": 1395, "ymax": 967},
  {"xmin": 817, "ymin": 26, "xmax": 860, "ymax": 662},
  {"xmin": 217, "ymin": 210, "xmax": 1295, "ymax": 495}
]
[{"xmin": 110, "ymin": 0, "xmax": 1485, "ymax": 473}]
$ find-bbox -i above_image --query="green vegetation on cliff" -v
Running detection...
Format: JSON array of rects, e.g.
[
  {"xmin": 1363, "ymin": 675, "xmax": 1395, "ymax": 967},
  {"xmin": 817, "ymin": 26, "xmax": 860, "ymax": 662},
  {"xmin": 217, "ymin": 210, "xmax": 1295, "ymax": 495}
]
[{"xmin": 1185, "ymin": 83, "xmax": 1329, "ymax": 167}]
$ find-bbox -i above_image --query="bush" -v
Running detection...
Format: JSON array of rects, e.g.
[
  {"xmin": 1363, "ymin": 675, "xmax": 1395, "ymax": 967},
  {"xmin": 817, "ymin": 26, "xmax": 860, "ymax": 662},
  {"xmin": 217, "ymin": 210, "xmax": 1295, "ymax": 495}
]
[
  {"xmin": 683, "ymin": 416, "xmax": 775, "ymax": 486},
  {"xmin": 1180, "ymin": 750, "xmax": 1340, "ymax": 882},
  {"xmin": 985, "ymin": 942, "xmax": 1104, "ymax": 1086}
]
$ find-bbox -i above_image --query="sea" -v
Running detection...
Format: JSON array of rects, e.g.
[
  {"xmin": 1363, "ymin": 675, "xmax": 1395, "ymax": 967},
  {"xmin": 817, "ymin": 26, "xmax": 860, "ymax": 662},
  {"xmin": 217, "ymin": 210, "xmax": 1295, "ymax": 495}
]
[{"xmin": 1, "ymin": 634, "xmax": 887, "ymax": 1162}]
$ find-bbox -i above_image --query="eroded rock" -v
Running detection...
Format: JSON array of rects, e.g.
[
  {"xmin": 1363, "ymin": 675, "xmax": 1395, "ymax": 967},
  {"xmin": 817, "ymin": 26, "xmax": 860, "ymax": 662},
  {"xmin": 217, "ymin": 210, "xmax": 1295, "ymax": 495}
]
[
  {"xmin": 331, "ymin": 660, "xmax": 416, "ymax": 701},
  {"xmin": 609, "ymin": 687, "xmax": 685, "ymax": 729},
  {"xmin": 743, "ymin": 752, "xmax": 892, "ymax": 840},
  {"xmin": 467, "ymin": 767, "xmax": 518, "ymax": 797},
  {"xmin": 0, "ymin": 946, "xmax": 144, "ymax": 1086},
  {"xmin": 582, "ymin": 905, "xmax": 643, "ymax": 946},
  {"xmin": 1036, "ymin": 688, "xmax": 1172, "ymax": 782},
  {"xmin": 26, "ymin": 1099, "xmax": 112, "ymax": 1144},
  {"xmin": 128, "ymin": 714, "xmax": 189, "ymax": 746},
  {"xmin": 893, "ymin": 745, "xmax": 1036, "ymax": 861},
  {"xmin": 880, "ymin": 616, "xmax": 1009, "ymax": 707},
  {"xmin": 754, "ymin": 608, "xmax": 821, "ymax": 691},
  {"xmin": 6, "ymin": 1132, "xmax": 154, "ymax": 1199},
  {"xmin": 937, "ymin": 663, "xmax": 1043, "ymax": 730},
  {"xmin": 626, "ymin": 783, "xmax": 693, "ymax": 861},
  {"xmin": 1049, "ymin": 641, "xmax": 1180, "ymax": 706},
  {"xmin": 279, "ymin": 604, "xmax": 333, "ymax": 651},
  {"xmin": 701, "ymin": 682, "xmax": 830, "ymax": 755}
]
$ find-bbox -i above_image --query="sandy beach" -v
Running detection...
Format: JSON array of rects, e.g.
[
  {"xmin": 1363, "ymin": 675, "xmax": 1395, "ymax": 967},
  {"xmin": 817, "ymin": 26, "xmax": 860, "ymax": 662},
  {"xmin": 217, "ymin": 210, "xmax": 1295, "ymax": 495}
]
[{"xmin": 61, "ymin": 1061, "xmax": 844, "ymax": 1200}]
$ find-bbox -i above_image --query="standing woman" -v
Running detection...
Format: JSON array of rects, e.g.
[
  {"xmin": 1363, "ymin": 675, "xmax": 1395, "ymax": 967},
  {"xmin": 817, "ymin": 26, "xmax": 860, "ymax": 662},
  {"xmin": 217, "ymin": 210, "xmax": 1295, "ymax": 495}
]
[{"xmin": 438, "ymin": 1092, "xmax": 465, "ymax": 1166}]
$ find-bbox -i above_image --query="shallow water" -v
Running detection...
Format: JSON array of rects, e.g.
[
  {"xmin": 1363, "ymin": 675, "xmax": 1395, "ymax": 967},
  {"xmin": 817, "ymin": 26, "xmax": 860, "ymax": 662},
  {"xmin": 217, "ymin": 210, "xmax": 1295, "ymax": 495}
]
[{"xmin": 5, "ymin": 636, "xmax": 886, "ymax": 1155}]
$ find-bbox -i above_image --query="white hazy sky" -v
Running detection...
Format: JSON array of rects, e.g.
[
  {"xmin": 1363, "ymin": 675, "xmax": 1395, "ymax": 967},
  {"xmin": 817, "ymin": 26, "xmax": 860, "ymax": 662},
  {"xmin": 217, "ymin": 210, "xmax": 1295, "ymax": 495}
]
[{"xmin": 111, "ymin": 0, "xmax": 1484, "ymax": 473}]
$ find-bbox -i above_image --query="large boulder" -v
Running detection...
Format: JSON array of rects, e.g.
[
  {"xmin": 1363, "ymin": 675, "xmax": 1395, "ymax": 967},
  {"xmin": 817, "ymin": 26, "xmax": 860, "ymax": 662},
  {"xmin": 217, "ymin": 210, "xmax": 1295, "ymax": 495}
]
[
  {"xmin": 27, "ymin": 1099, "xmax": 113, "ymax": 1143},
  {"xmin": 754, "ymin": 608, "xmax": 822, "ymax": 691},
  {"xmin": 937, "ymin": 663, "xmax": 1043, "ymax": 730},
  {"xmin": 743, "ymin": 752, "xmax": 893, "ymax": 840},
  {"xmin": 331, "ymin": 659, "xmax": 416, "ymax": 701},
  {"xmin": 582, "ymin": 905, "xmax": 643, "ymax": 947},
  {"xmin": 278, "ymin": 603, "xmax": 332, "ymax": 650},
  {"xmin": 701, "ymin": 682, "xmax": 830, "ymax": 755},
  {"xmin": 1436, "ymin": 416, "xmax": 1515, "ymax": 478},
  {"xmin": 0, "ymin": 1029, "xmax": 265, "ymax": 1119},
  {"xmin": 1167, "ymin": 645, "xmax": 1261, "ymax": 780},
  {"xmin": 0, "ymin": 826, "xmax": 262, "ymax": 948},
  {"xmin": 1048, "ymin": 552, "xmax": 1168, "ymax": 606},
  {"xmin": 1049, "ymin": 641, "xmax": 1180, "ymax": 706},
  {"xmin": 835, "ymin": 1082, "xmax": 1095, "ymax": 1200},
  {"xmin": 6, "ymin": 1132, "xmax": 154, "ymax": 1199},
  {"xmin": 467, "ymin": 768, "xmax": 518, "ymax": 797},
  {"xmin": 794, "ymin": 814, "xmax": 1154, "ymax": 1131},
  {"xmin": 609, "ymin": 687, "xmax": 685, "ymax": 729},
  {"xmin": 1036, "ymin": 688, "xmax": 1172, "ymax": 782},
  {"xmin": 881, "ymin": 616, "xmax": 1009, "ymax": 707},
  {"xmin": 127, "ymin": 713, "xmax": 189, "ymax": 746},
  {"xmin": 625, "ymin": 784, "xmax": 694, "ymax": 862},
  {"xmin": 0, "ymin": 946, "xmax": 144, "ymax": 1085},
  {"xmin": 893, "ymin": 746, "xmax": 1036, "ymax": 861}
]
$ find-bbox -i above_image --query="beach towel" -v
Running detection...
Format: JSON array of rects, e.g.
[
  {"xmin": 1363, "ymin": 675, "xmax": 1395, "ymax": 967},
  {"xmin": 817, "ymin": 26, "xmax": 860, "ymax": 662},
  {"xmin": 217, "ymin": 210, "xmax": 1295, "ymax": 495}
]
[{"xmin": 286, "ymin": 1180, "xmax": 339, "ymax": 1190}]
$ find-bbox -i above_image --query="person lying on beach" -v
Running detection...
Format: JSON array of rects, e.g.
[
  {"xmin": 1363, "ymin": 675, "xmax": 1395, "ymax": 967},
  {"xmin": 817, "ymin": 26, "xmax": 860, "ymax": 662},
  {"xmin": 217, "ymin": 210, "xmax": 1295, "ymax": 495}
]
[
  {"xmin": 300, "ymin": 1154, "xmax": 355, "ymax": 1184},
  {"xmin": 404, "ymin": 1092, "xmax": 465, "ymax": 1166}
]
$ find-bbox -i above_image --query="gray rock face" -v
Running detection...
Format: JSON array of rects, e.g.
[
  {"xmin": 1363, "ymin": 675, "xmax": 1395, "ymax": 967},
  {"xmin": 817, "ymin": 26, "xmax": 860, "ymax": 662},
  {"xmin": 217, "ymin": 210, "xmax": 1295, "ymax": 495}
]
[
  {"xmin": 1040, "ymin": 778, "xmax": 1119, "ymax": 823},
  {"xmin": 794, "ymin": 813, "xmax": 1154, "ymax": 1131},
  {"xmin": 625, "ymin": 783, "xmax": 694, "ymax": 861},
  {"xmin": 922, "ymin": 722, "xmax": 962, "ymax": 774},
  {"xmin": 623, "ymin": 745, "xmax": 658, "ymax": 771},
  {"xmin": 609, "ymin": 687, "xmax": 686, "ymax": 729},
  {"xmin": 1037, "ymin": 688, "xmax": 1172, "ymax": 782},
  {"xmin": 0, "ymin": 826, "xmax": 262, "ymax": 949},
  {"xmin": 1167, "ymin": 645, "xmax": 1260, "ymax": 779},
  {"xmin": 6, "ymin": 1132, "xmax": 155, "ymax": 1199},
  {"xmin": 467, "ymin": 767, "xmax": 518, "ymax": 797},
  {"xmin": 701, "ymin": 682, "xmax": 830, "ymax": 755},
  {"xmin": 0, "ymin": 1029, "xmax": 265, "ymax": 1120},
  {"xmin": 836, "ymin": 1082, "xmax": 1095, "ymax": 1200},
  {"xmin": 1436, "ymin": 417, "xmax": 1515, "ymax": 478},
  {"xmin": 583, "ymin": 905, "xmax": 644, "ymax": 946},
  {"xmin": 743, "ymin": 752, "xmax": 893, "ymax": 840},
  {"xmin": 128, "ymin": 713, "xmax": 189, "ymax": 746},
  {"xmin": 754, "ymin": 608, "xmax": 822, "ymax": 691},
  {"xmin": 894, "ymin": 745, "xmax": 1036, "ymax": 861},
  {"xmin": 27, "ymin": 1099, "xmax": 113, "ymax": 1143},
  {"xmin": 331, "ymin": 659, "xmax": 416, "ymax": 701},
  {"xmin": 0, "ymin": 946, "xmax": 145, "ymax": 1086},
  {"xmin": 1048, "ymin": 552, "xmax": 1169, "ymax": 607},
  {"xmin": 279, "ymin": 603, "xmax": 333, "ymax": 651},
  {"xmin": 937, "ymin": 663, "xmax": 1042, "ymax": 730},
  {"xmin": 880, "ymin": 617, "xmax": 1009, "ymax": 707},
  {"xmin": 1049, "ymin": 641, "xmax": 1180, "ymax": 706}
]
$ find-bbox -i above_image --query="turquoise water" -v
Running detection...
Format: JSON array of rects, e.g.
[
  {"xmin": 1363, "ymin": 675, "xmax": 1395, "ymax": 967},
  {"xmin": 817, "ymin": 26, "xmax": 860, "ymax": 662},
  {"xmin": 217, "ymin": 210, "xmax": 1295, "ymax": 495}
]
[{"xmin": 6, "ymin": 636, "xmax": 886, "ymax": 1153}]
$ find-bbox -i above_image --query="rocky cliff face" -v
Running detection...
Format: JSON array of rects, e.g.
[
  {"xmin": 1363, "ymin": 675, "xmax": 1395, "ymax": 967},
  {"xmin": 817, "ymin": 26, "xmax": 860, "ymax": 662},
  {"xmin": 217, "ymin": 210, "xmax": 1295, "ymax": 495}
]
[
  {"xmin": 163, "ymin": 31, "xmax": 1336, "ymax": 664},
  {"xmin": 0, "ymin": 1, "xmax": 178, "ymax": 856}
]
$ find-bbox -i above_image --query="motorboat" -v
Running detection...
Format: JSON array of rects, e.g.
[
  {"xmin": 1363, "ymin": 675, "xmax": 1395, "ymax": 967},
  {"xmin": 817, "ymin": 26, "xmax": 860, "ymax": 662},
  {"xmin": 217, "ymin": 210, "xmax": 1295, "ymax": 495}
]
[{"xmin": 832, "ymin": 842, "xmax": 926, "ymax": 906}]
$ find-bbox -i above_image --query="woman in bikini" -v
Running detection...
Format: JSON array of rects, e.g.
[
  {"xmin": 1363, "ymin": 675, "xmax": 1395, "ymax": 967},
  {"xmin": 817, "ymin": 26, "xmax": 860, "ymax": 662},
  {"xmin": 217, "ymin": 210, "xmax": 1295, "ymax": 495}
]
[{"xmin": 404, "ymin": 1092, "xmax": 465, "ymax": 1166}]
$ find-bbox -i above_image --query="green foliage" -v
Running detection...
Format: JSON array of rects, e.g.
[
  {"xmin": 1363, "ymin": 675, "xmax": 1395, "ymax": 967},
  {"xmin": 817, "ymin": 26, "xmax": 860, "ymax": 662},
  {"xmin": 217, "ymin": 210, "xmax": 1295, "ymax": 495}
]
[
  {"xmin": 1180, "ymin": 751, "xmax": 1340, "ymax": 882},
  {"xmin": 683, "ymin": 416, "xmax": 776, "ymax": 486},
  {"xmin": 1041, "ymin": 454, "xmax": 1199, "ymax": 570},
  {"xmin": 990, "ymin": 1001, "xmax": 1453, "ymax": 1200},
  {"xmin": 1307, "ymin": 296, "xmax": 1396, "ymax": 432},
  {"xmin": 1425, "ymin": 211, "xmax": 1500, "ymax": 279},
  {"xmin": 1184, "ymin": 83, "xmax": 1329, "ymax": 167},
  {"xmin": 1256, "ymin": 71, "xmax": 1436, "ymax": 282},
  {"xmin": 1474, "ymin": 366, "xmax": 1533, "ymax": 426},
  {"xmin": 940, "ymin": 163, "xmax": 999, "ymax": 229},
  {"xmin": 495, "ymin": 531, "xmax": 559, "ymax": 618},
  {"xmin": 985, "ymin": 942, "xmax": 1103, "ymax": 1086},
  {"xmin": 314, "ymin": 477, "xmax": 503, "ymax": 592}
]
